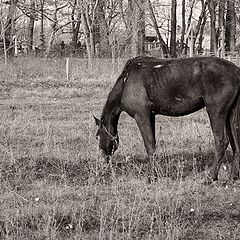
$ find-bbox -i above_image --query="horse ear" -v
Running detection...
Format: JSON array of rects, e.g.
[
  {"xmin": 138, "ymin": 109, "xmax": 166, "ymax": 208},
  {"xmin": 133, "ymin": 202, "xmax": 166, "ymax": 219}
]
[{"xmin": 93, "ymin": 115, "xmax": 101, "ymax": 127}]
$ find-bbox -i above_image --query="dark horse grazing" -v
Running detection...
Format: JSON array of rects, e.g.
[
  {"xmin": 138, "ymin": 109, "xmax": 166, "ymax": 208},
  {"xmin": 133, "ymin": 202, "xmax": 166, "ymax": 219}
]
[{"xmin": 94, "ymin": 56, "xmax": 240, "ymax": 182}]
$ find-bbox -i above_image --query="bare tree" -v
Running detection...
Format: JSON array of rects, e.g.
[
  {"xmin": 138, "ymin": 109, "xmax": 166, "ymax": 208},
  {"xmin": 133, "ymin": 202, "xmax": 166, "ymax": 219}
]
[
  {"xmin": 219, "ymin": 0, "xmax": 225, "ymax": 31},
  {"xmin": 127, "ymin": 0, "xmax": 146, "ymax": 57},
  {"xmin": 197, "ymin": 1, "xmax": 208, "ymax": 53},
  {"xmin": 0, "ymin": 5, "xmax": 8, "ymax": 63},
  {"xmin": 1, "ymin": 0, "xmax": 239, "ymax": 60},
  {"xmin": 184, "ymin": 0, "xmax": 195, "ymax": 55},
  {"xmin": 225, "ymin": 0, "xmax": 236, "ymax": 52},
  {"xmin": 70, "ymin": 0, "xmax": 81, "ymax": 54},
  {"xmin": 4, "ymin": 0, "xmax": 18, "ymax": 56},
  {"xmin": 39, "ymin": 0, "xmax": 46, "ymax": 49},
  {"xmin": 27, "ymin": 0, "xmax": 36, "ymax": 51},
  {"xmin": 180, "ymin": 0, "xmax": 186, "ymax": 52},
  {"xmin": 81, "ymin": 0, "xmax": 99, "ymax": 68},
  {"xmin": 170, "ymin": 0, "xmax": 177, "ymax": 57},
  {"xmin": 45, "ymin": 0, "xmax": 69, "ymax": 57},
  {"xmin": 193, "ymin": 0, "xmax": 209, "ymax": 52},
  {"xmin": 208, "ymin": 0, "xmax": 217, "ymax": 53},
  {"xmin": 95, "ymin": 0, "xmax": 109, "ymax": 57},
  {"xmin": 194, "ymin": 0, "xmax": 208, "ymax": 41}
]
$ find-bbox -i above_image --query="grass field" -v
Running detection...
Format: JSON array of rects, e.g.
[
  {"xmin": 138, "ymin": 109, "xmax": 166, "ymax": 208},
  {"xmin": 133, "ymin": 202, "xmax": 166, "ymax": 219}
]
[{"xmin": 1, "ymin": 56, "xmax": 240, "ymax": 240}]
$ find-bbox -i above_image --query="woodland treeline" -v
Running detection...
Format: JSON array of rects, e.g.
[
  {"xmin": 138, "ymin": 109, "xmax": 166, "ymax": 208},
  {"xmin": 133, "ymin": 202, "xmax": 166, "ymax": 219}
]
[{"xmin": 0, "ymin": 0, "xmax": 239, "ymax": 60}]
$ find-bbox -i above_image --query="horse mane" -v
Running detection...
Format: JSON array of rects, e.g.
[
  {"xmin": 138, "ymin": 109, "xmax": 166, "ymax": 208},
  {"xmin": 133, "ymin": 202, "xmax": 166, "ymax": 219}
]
[
  {"xmin": 100, "ymin": 56, "xmax": 165, "ymax": 126},
  {"xmin": 100, "ymin": 58, "xmax": 137, "ymax": 126}
]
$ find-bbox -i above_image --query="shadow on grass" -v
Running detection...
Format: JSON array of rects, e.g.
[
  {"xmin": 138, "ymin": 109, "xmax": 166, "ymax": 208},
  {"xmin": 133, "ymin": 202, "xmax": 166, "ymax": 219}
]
[
  {"xmin": 0, "ymin": 156, "xmax": 90, "ymax": 190},
  {"xmin": 3, "ymin": 199, "xmax": 240, "ymax": 240},
  {"xmin": 0, "ymin": 210, "xmax": 100, "ymax": 239},
  {"xmin": 108, "ymin": 149, "xmax": 233, "ymax": 181},
  {"xmin": 0, "ymin": 149, "xmax": 233, "ymax": 189},
  {"xmin": 182, "ymin": 209, "xmax": 240, "ymax": 239}
]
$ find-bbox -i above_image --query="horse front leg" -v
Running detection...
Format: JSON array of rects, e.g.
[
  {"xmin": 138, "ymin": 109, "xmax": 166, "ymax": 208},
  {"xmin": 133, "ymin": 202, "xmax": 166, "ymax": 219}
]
[{"xmin": 134, "ymin": 112, "xmax": 156, "ymax": 183}]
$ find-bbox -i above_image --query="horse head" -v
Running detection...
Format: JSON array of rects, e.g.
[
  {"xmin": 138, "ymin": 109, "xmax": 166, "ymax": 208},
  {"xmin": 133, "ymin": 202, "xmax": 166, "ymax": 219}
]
[{"xmin": 93, "ymin": 116, "xmax": 119, "ymax": 160}]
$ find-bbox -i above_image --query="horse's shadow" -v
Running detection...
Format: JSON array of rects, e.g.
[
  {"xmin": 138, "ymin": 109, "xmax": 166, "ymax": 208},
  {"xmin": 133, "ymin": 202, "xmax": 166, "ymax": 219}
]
[{"xmin": 108, "ymin": 150, "xmax": 233, "ymax": 181}]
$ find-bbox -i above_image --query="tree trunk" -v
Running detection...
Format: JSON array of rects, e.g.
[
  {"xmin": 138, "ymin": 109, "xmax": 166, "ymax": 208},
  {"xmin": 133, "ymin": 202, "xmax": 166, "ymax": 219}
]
[
  {"xmin": 180, "ymin": 0, "xmax": 185, "ymax": 53},
  {"xmin": 194, "ymin": 0, "xmax": 208, "ymax": 46},
  {"xmin": 119, "ymin": 0, "xmax": 127, "ymax": 28},
  {"xmin": 198, "ymin": 8, "xmax": 207, "ymax": 53},
  {"xmin": 208, "ymin": 0, "xmax": 217, "ymax": 54},
  {"xmin": 219, "ymin": 0, "xmax": 225, "ymax": 30},
  {"xmin": 81, "ymin": 12, "xmax": 93, "ymax": 69},
  {"xmin": 184, "ymin": 0, "xmax": 195, "ymax": 55},
  {"xmin": 96, "ymin": 0, "xmax": 110, "ymax": 57},
  {"xmin": 71, "ymin": 13, "xmax": 81, "ymax": 54},
  {"xmin": 0, "ymin": 16, "xmax": 8, "ymax": 64},
  {"xmin": 170, "ymin": 0, "xmax": 177, "ymax": 58},
  {"xmin": 137, "ymin": 0, "xmax": 145, "ymax": 56},
  {"xmin": 45, "ymin": 31, "xmax": 56, "ymax": 57},
  {"xmin": 39, "ymin": 0, "xmax": 45, "ymax": 49},
  {"xmin": 5, "ymin": 0, "xmax": 18, "ymax": 56},
  {"xmin": 27, "ymin": 0, "xmax": 35, "ymax": 52},
  {"xmin": 71, "ymin": 0, "xmax": 81, "ymax": 55},
  {"xmin": 130, "ymin": 0, "xmax": 138, "ymax": 56},
  {"xmin": 218, "ymin": 0, "xmax": 225, "ymax": 56},
  {"xmin": 225, "ymin": 0, "xmax": 236, "ymax": 52},
  {"xmin": 45, "ymin": 2, "xmax": 57, "ymax": 57},
  {"xmin": 128, "ymin": 0, "xmax": 145, "ymax": 57}
]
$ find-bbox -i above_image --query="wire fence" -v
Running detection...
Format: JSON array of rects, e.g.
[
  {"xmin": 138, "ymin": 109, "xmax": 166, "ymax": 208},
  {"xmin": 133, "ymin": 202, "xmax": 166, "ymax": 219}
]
[
  {"xmin": 57, "ymin": 52, "xmax": 240, "ymax": 81},
  {"xmin": 1, "ymin": 51, "xmax": 240, "ymax": 82}
]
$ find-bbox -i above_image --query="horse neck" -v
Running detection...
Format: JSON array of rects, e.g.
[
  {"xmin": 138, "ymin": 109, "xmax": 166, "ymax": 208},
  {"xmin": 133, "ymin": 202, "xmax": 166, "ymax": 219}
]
[{"xmin": 101, "ymin": 90, "xmax": 122, "ymax": 135}]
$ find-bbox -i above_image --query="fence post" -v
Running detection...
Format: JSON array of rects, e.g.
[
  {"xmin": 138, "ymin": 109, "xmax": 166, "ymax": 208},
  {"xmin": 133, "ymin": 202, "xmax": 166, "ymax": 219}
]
[
  {"xmin": 220, "ymin": 26, "xmax": 225, "ymax": 58},
  {"xmin": 185, "ymin": 22, "xmax": 196, "ymax": 57},
  {"xmin": 66, "ymin": 58, "xmax": 69, "ymax": 80},
  {"xmin": 14, "ymin": 36, "xmax": 18, "ymax": 57},
  {"xmin": 189, "ymin": 29, "xmax": 194, "ymax": 57}
]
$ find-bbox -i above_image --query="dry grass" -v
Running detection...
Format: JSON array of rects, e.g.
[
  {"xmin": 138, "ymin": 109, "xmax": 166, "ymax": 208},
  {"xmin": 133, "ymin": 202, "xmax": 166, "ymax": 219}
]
[{"xmin": 1, "ymin": 56, "xmax": 240, "ymax": 239}]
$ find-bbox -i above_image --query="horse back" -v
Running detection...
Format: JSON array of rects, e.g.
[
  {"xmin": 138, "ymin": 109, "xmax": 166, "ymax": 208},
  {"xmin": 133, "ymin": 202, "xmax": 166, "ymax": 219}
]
[{"xmin": 120, "ymin": 57, "xmax": 240, "ymax": 116}]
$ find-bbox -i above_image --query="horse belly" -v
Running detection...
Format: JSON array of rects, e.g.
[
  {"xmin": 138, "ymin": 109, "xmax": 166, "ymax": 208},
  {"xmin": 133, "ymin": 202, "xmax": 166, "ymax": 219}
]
[{"xmin": 150, "ymin": 97, "xmax": 205, "ymax": 116}]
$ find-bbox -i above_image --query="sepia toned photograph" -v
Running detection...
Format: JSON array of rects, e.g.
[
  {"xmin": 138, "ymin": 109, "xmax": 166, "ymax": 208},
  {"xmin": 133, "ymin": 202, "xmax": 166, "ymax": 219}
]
[{"xmin": 0, "ymin": 0, "xmax": 240, "ymax": 239}]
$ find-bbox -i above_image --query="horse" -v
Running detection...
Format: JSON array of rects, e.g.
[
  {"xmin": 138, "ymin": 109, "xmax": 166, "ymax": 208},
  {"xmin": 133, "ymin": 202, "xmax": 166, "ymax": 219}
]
[{"xmin": 94, "ymin": 56, "xmax": 240, "ymax": 183}]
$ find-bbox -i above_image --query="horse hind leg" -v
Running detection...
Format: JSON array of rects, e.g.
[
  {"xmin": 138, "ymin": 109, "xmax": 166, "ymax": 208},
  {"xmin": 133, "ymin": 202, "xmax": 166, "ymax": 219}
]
[
  {"xmin": 206, "ymin": 108, "xmax": 229, "ymax": 182},
  {"xmin": 228, "ymin": 106, "xmax": 240, "ymax": 180}
]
